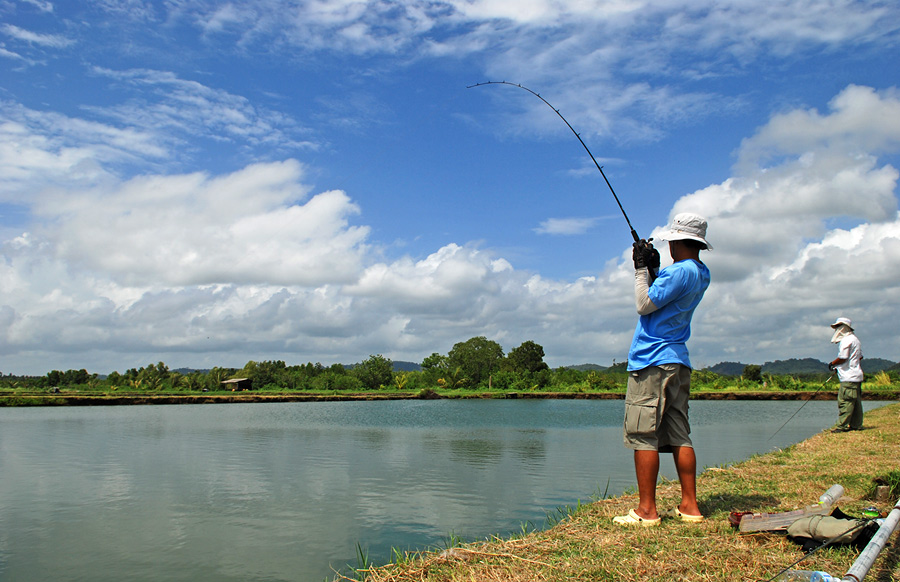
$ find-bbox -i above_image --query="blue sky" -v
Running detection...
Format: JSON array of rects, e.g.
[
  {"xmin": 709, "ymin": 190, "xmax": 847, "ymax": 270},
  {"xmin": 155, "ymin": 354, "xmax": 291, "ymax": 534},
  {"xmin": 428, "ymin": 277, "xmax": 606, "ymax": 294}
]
[{"xmin": 2, "ymin": 0, "xmax": 900, "ymax": 375}]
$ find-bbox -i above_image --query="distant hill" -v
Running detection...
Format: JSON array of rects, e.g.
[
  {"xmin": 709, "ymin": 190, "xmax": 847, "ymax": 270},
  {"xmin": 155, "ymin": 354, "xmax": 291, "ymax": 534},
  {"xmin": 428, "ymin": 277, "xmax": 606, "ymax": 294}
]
[
  {"xmin": 706, "ymin": 357, "xmax": 896, "ymax": 376},
  {"xmin": 761, "ymin": 358, "xmax": 828, "ymax": 374},
  {"xmin": 706, "ymin": 361, "xmax": 746, "ymax": 376},
  {"xmin": 173, "ymin": 368, "xmax": 211, "ymax": 375},
  {"xmin": 862, "ymin": 358, "xmax": 897, "ymax": 373},
  {"xmin": 558, "ymin": 363, "xmax": 608, "ymax": 372},
  {"xmin": 392, "ymin": 361, "xmax": 421, "ymax": 372}
]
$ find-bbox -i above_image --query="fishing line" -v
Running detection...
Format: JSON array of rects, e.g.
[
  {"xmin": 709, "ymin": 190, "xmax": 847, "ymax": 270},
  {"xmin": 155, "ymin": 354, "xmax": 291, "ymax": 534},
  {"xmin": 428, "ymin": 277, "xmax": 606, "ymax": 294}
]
[
  {"xmin": 767, "ymin": 372, "xmax": 836, "ymax": 442},
  {"xmin": 467, "ymin": 81, "xmax": 643, "ymax": 244}
]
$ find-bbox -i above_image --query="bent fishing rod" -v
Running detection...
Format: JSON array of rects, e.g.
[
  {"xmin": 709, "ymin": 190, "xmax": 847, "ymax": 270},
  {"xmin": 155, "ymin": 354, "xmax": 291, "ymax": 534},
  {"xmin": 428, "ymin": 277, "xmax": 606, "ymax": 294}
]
[
  {"xmin": 767, "ymin": 371, "xmax": 836, "ymax": 442},
  {"xmin": 467, "ymin": 81, "xmax": 643, "ymax": 246}
]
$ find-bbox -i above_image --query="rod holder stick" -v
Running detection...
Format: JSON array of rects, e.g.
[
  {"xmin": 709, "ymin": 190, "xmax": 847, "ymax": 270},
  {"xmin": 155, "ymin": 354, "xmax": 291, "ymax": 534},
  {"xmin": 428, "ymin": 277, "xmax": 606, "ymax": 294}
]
[{"xmin": 842, "ymin": 498, "xmax": 900, "ymax": 582}]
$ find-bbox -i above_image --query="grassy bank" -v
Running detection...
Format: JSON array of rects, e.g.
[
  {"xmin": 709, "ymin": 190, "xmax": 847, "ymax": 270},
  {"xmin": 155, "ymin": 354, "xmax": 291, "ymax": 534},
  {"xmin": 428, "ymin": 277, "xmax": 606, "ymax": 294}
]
[{"xmin": 349, "ymin": 403, "xmax": 900, "ymax": 582}]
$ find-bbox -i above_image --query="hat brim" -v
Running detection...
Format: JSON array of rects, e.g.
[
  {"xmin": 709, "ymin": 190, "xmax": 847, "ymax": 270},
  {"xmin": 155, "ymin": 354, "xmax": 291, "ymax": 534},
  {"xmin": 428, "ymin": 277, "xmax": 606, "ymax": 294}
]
[{"xmin": 656, "ymin": 230, "xmax": 713, "ymax": 250}]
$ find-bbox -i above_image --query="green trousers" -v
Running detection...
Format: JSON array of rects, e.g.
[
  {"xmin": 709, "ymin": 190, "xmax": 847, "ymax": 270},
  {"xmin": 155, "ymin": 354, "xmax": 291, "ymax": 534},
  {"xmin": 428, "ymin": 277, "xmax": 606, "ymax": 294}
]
[{"xmin": 837, "ymin": 381, "xmax": 863, "ymax": 430}]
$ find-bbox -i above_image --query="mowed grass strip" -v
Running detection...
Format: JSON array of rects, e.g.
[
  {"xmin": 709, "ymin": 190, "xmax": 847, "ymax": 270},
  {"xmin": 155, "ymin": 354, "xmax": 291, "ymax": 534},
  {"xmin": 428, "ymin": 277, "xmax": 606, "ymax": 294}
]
[{"xmin": 351, "ymin": 403, "xmax": 900, "ymax": 582}]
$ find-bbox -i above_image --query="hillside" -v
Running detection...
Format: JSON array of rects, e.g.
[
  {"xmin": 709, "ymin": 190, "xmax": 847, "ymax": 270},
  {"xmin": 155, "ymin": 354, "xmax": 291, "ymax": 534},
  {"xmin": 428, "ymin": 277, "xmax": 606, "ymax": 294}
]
[
  {"xmin": 558, "ymin": 363, "xmax": 609, "ymax": 372},
  {"xmin": 392, "ymin": 361, "xmax": 422, "ymax": 372},
  {"xmin": 707, "ymin": 357, "xmax": 896, "ymax": 376}
]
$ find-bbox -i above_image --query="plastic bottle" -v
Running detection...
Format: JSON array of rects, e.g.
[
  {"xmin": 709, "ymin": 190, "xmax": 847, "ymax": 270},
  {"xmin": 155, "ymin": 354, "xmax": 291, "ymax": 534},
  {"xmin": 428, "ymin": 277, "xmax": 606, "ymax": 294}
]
[
  {"xmin": 818, "ymin": 484, "xmax": 844, "ymax": 506},
  {"xmin": 775, "ymin": 570, "xmax": 837, "ymax": 582}
]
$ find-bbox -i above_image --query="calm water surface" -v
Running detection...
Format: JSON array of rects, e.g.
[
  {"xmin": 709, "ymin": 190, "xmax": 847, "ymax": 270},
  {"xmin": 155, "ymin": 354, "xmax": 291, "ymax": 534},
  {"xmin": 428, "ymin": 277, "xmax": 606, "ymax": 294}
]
[{"xmin": 0, "ymin": 399, "xmax": 891, "ymax": 581}]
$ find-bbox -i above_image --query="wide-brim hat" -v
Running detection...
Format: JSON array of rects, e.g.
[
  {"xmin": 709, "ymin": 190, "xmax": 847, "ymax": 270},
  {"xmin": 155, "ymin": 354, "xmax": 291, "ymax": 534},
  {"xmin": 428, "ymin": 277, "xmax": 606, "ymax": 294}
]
[
  {"xmin": 656, "ymin": 212, "xmax": 713, "ymax": 250},
  {"xmin": 831, "ymin": 317, "xmax": 853, "ymax": 330}
]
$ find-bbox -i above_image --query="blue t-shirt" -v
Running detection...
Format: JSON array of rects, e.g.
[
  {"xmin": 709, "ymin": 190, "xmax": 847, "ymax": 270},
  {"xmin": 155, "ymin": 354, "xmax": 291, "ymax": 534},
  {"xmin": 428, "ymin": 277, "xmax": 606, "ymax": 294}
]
[{"xmin": 627, "ymin": 259, "xmax": 710, "ymax": 371}]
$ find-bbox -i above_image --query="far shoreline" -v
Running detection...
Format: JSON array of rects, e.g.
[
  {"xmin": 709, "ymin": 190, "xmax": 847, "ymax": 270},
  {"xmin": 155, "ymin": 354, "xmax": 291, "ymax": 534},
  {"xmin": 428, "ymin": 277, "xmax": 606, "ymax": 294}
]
[{"xmin": 1, "ymin": 389, "xmax": 898, "ymax": 406}]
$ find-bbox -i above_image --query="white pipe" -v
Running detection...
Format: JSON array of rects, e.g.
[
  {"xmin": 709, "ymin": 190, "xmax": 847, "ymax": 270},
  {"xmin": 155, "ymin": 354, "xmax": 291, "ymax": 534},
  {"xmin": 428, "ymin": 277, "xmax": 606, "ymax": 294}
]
[{"xmin": 841, "ymin": 497, "xmax": 900, "ymax": 582}]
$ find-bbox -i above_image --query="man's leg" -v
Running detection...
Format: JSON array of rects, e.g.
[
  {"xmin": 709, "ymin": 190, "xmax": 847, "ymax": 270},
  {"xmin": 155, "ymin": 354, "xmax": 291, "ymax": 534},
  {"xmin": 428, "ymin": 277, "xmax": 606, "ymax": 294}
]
[
  {"xmin": 849, "ymin": 382, "xmax": 863, "ymax": 430},
  {"xmin": 672, "ymin": 446, "xmax": 701, "ymax": 516},
  {"xmin": 836, "ymin": 383, "xmax": 853, "ymax": 429},
  {"xmin": 634, "ymin": 449, "xmax": 660, "ymax": 520}
]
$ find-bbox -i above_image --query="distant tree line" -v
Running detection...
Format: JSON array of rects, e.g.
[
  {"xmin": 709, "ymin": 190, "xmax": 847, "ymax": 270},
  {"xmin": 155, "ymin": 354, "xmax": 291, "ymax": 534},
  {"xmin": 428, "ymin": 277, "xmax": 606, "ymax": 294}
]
[
  {"xmin": 0, "ymin": 337, "xmax": 629, "ymax": 393},
  {"xmin": 2, "ymin": 337, "xmax": 896, "ymax": 394}
]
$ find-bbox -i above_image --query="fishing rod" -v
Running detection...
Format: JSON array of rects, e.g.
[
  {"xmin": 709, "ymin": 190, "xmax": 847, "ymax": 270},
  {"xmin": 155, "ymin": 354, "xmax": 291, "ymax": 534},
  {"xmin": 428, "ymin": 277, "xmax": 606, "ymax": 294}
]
[
  {"xmin": 467, "ymin": 81, "xmax": 643, "ymax": 246},
  {"xmin": 767, "ymin": 372, "xmax": 836, "ymax": 442}
]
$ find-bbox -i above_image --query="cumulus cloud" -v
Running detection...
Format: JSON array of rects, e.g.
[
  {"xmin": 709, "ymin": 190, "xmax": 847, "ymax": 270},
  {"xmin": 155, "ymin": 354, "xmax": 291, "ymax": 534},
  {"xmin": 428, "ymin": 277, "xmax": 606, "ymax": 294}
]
[
  {"xmin": 658, "ymin": 85, "xmax": 900, "ymax": 366},
  {"xmin": 22, "ymin": 161, "xmax": 368, "ymax": 287},
  {"xmin": 2, "ymin": 1, "xmax": 900, "ymax": 375},
  {"xmin": 737, "ymin": 85, "xmax": 900, "ymax": 170},
  {"xmin": 3, "ymin": 83, "xmax": 900, "ymax": 374},
  {"xmin": 0, "ymin": 71, "xmax": 315, "ymax": 204}
]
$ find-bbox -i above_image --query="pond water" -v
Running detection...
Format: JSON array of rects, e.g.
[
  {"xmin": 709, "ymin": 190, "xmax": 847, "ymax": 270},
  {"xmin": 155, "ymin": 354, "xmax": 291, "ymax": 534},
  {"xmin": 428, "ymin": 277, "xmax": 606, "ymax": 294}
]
[{"xmin": 0, "ymin": 399, "xmax": 892, "ymax": 581}]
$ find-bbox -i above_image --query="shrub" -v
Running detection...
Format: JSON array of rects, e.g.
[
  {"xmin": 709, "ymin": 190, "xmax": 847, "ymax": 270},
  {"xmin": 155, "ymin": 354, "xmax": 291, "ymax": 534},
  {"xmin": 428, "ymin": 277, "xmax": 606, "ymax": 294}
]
[
  {"xmin": 743, "ymin": 364, "xmax": 762, "ymax": 383},
  {"xmin": 311, "ymin": 372, "xmax": 363, "ymax": 391},
  {"xmin": 586, "ymin": 372, "xmax": 620, "ymax": 391}
]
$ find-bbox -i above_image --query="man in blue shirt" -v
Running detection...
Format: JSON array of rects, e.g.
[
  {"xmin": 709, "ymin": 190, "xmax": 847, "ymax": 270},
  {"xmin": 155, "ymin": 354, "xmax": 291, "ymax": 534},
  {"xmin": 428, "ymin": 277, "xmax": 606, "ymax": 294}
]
[{"xmin": 613, "ymin": 213, "xmax": 711, "ymax": 527}]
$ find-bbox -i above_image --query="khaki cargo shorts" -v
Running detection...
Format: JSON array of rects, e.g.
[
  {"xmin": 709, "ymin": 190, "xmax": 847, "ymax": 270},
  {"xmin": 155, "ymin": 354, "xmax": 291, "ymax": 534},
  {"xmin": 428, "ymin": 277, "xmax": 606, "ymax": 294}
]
[{"xmin": 623, "ymin": 363, "xmax": 693, "ymax": 452}]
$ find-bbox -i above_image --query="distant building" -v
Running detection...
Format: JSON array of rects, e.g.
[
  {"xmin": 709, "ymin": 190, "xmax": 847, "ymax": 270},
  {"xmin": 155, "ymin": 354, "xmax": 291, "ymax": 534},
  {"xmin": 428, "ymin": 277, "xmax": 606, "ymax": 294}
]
[{"xmin": 221, "ymin": 378, "xmax": 253, "ymax": 391}]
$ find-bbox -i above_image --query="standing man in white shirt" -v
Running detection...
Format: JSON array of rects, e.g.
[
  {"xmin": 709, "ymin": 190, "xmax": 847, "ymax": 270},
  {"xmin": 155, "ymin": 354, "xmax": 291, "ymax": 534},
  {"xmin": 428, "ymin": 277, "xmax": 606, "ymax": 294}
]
[{"xmin": 828, "ymin": 317, "xmax": 864, "ymax": 432}]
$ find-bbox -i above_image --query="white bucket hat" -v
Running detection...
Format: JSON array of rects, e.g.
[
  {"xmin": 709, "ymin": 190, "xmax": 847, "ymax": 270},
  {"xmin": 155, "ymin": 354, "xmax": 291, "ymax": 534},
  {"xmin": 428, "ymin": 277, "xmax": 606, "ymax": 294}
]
[
  {"xmin": 657, "ymin": 212, "xmax": 713, "ymax": 250},
  {"xmin": 830, "ymin": 317, "xmax": 853, "ymax": 331}
]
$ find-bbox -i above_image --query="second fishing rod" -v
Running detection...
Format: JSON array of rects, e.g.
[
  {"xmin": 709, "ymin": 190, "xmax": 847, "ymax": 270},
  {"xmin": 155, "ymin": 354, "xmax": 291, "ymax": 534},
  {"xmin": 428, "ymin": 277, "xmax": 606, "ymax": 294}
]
[{"xmin": 468, "ymin": 81, "xmax": 658, "ymax": 279}]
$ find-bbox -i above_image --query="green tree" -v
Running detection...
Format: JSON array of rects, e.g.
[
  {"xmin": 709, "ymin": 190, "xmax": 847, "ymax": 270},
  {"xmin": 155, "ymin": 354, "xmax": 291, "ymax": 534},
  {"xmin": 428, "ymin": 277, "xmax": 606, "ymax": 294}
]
[
  {"xmin": 421, "ymin": 352, "xmax": 448, "ymax": 386},
  {"xmin": 181, "ymin": 372, "xmax": 204, "ymax": 392},
  {"xmin": 421, "ymin": 352, "xmax": 446, "ymax": 371},
  {"xmin": 352, "ymin": 354, "xmax": 394, "ymax": 390},
  {"xmin": 138, "ymin": 362, "xmax": 169, "ymax": 390},
  {"xmin": 743, "ymin": 364, "xmax": 763, "ymax": 383},
  {"xmin": 394, "ymin": 372, "xmax": 411, "ymax": 390},
  {"xmin": 506, "ymin": 340, "xmax": 550, "ymax": 374},
  {"xmin": 47, "ymin": 370, "xmax": 62, "ymax": 386},
  {"xmin": 446, "ymin": 336, "xmax": 504, "ymax": 387},
  {"xmin": 239, "ymin": 360, "xmax": 287, "ymax": 389},
  {"xmin": 436, "ymin": 366, "xmax": 468, "ymax": 389},
  {"xmin": 47, "ymin": 369, "xmax": 93, "ymax": 387},
  {"xmin": 205, "ymin": 367, "xmax": 230, "ymax": 390},
  {"xmin": 106, "ymin": 371, "xmax": 123, "ymax": 388}
]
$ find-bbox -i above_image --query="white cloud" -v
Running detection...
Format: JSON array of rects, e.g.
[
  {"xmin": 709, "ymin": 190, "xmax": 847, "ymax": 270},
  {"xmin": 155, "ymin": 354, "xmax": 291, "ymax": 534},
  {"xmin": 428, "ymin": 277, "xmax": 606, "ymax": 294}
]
[
  {"xmin": 38, "ymin": 161, "xmax": 370, "ymax": 287},
  {"xmin": 534, "ymin": 217, "xmax": 598, "ymax": 235},
  {"xmin": 2, "ymin": 0, "xmax": 900, "ymax": 375},
  {"xmin": 4, "ymin": 84, "xmax": 900, "ymax": 374},
  {"xmin": 20, "ymin": 0, "xmax": 54, "ymax": 13},
  {"xmin": 0, "ymin": 45, "xmax": 32, "ymax": 63},
  {"xmin": 663, "ymin": 85, "xmax": 900, "ymax": 366},
  {"xmin": 738, "ymin": 85, "xmax": 900, "ymax": 170},
  {"xmin": 0, "ymin": 101, "xmax": 164, "ymax": 200},
  {"xmin": 0, "ymin": 71, "xmax": 317, "ymax": 205},
  {"xmin": 89, "ymin": 68, "xmax": 316, "ymax": 152},
  {"xmin": 1, "ymin": 24, "xmax": 73, "ymax": 48}
]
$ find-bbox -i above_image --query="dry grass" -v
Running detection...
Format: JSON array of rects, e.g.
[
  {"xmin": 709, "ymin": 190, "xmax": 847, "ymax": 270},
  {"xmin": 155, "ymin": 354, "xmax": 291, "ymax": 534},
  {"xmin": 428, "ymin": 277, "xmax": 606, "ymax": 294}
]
[{"xmin": 352, "ymin": 403, "xmax": 900, "ymax": 582}]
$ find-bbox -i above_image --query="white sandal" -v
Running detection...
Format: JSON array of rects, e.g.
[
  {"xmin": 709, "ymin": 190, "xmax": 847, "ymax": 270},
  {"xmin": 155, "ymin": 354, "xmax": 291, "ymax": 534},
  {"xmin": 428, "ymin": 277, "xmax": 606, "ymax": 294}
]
[
  {"xmin": 613, "ymin": 508, "xmax": 661, "ymax": 527},
  {"xmin": 662, "ymin": 507, "xmax": 704, "ymax": 522}
]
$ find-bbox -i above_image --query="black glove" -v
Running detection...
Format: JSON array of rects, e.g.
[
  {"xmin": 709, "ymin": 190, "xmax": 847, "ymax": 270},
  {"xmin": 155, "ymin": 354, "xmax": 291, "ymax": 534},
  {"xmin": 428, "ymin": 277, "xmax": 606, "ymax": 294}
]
[
  {"xmin": 828, "ymin": 363, "xmax": 836, "ymax": 372},
  {"xmin": 632, "ymin": 239, "xmax": 660, "ymax": 271}
]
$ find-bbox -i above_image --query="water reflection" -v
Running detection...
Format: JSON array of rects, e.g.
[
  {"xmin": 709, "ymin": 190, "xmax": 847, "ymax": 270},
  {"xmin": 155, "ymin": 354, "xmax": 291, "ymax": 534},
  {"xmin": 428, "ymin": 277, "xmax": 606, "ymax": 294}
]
[{"xmin": 0, "ymin": 399, "xmax": 891, "ymax": 582}]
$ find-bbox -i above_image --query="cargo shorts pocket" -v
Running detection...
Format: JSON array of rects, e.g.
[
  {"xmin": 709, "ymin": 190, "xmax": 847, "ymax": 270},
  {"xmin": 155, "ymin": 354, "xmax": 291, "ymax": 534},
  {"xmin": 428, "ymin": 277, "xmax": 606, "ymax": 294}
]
[{"xmin": 624, "ymin": 392, "xmax": 660, "ymax": 436}]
